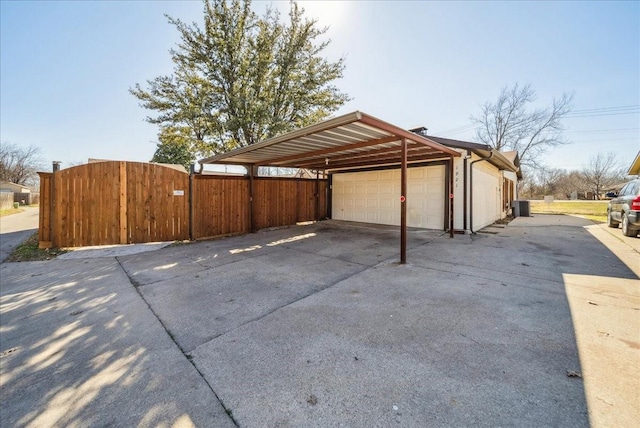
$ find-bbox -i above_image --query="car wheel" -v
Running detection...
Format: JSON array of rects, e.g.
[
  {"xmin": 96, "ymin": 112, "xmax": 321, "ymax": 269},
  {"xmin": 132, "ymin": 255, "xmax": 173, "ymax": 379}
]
[
  {"xmin": 607, "ymin": 211, "xmax": 620, "ymax": 228},
  {"xmin": 621, "ymin": 212, "xmax": 638, "ymax": 237}
]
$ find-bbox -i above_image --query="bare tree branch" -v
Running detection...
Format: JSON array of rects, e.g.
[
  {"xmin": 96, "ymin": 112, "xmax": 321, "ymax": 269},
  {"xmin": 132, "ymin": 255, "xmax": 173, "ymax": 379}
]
[
  {"xmin": 0, "ymin": 142, "xmax": 44, "ymax": 186},
  {"xmin": 581, "ymin": 152, "xmax": 625, "ymax": 199},
  {"xmin": 471, "ymin": 83, "xmax": 574, "ymax": 168}
]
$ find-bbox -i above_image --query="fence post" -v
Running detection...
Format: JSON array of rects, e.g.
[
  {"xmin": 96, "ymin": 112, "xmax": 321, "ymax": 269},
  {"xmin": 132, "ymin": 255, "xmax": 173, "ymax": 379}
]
[
  {"xmin": 189, "ymin": 162, "xmax": 195, "ymax": 241},
  {"xmin": 315, "ymin": 170, "xmax": 320, "ymax": 221},
  {"xmin": 51, "ymin": 161, "xmax": 61, "ymax": 248},
  {"xmin": 119, "ymin": 162, "xmax": 127, "ymax": 244},
  {"xmin": 248, "ymin": 165, "xmax": 256, "ymax": 233}
]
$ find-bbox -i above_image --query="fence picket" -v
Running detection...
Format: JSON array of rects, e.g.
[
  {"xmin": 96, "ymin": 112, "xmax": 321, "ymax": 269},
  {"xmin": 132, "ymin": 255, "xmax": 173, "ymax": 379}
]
[{"xmin": 39, "ymin": 163, "xmax": 327, "ymax": 247}]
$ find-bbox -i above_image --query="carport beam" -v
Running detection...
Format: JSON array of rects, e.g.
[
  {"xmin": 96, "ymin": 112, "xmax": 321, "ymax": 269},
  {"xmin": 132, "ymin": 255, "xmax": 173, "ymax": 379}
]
[{"xmin": 401, "ymin": 138, "xmax": 407, "ymax": 264}]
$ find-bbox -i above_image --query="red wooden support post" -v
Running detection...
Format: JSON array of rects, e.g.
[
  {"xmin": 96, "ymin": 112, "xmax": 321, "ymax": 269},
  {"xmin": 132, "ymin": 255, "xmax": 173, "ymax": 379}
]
[
  {"xmin": 450, "ymin": 155, "xmax": 454, "ymax": 238},
  {"xmin": 400, "ymin": 138, "xmax": 407, "ymax": 264}
]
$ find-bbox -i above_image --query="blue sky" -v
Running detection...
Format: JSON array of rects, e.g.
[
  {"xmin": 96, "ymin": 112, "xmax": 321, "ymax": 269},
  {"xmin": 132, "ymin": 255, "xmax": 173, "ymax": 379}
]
[{"xmin": 1, "ymin": 0, "xmax": 638, "ymax": 172}]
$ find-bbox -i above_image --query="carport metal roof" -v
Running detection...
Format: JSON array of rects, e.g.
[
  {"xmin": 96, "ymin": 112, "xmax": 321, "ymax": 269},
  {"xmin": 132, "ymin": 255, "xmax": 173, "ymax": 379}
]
[
  {"xmin": 199, "ymin": 111, "xmax": 461, "ymax": 264},
  {"xmin": 199, "ymin": 111, "xmax": 460, "ymax": 170}
]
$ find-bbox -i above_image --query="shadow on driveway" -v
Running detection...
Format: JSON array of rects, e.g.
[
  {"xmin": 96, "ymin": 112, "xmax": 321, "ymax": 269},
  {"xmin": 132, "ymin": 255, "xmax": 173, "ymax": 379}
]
[
  {"xmin": 0, "ymin": 229, "xmax": 36, "ymax": 262},
  {"xmin": 0, "ymin": 258, "xmax": 234, "ymax": 427},
  {"xmin": 2, "ymin": 217, "xmax": 637, "ymax": 427},
  {"xmin": 117, "ymin": 218, "xmax": 636, "ymax": 427}
]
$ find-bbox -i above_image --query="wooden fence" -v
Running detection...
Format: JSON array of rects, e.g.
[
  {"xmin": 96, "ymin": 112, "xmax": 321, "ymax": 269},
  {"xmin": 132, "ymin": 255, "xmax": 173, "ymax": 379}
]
[
  {"xmin": 14, "ymin": 192, "xmax": 39, "ymax": 205},
  {"xmin": 193, "ymin": 175, "xmax": 249, "ymax": 239},
  {"xmin": 39, "ymin": 161, "xmax": 327, "ymax": 248},
  {"xmin": 192, "ymin": 175, "xmax": 327, "ymax": 239},
  {"xmin": 0, "ymin": 193, "xmax": 13, "ymax": 211},
  {"xmin": 39, "ymin": 161, "xmax": 189, "ymax": 248}
]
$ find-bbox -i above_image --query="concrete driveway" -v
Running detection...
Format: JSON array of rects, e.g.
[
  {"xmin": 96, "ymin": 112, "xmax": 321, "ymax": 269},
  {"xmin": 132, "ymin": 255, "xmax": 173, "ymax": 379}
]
[
  {"xmin": 1, "ymin": 216, "xmax": 638, "ymax": 427},
  {"xmin": 0, "ymin": 206, "xmax": 39, "ymax": 262}
]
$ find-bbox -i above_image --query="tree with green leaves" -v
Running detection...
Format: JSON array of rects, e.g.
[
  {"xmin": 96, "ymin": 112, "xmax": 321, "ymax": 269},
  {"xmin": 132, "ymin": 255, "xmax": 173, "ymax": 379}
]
[
  {"xmin": 150, "ymin": 126, "xmax": 195, "ymax": 170},
  {"xmin": 132, "ymin": 0, "xmax": 349, "ymax": 159}
]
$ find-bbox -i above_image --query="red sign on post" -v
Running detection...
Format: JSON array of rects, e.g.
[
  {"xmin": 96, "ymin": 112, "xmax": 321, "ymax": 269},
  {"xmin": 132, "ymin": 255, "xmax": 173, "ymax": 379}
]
[
  {"xmin": 400, "ymin": 195, "xmax": 406, "ymax": 203},
  {"xmin": 449, "ymin": 193, "xmax": 454, "ymax": 199}
]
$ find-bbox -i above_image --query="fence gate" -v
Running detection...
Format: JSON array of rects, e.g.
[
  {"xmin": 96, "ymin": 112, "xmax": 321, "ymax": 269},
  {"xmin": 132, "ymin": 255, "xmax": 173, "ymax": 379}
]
[{"xmin": 39, "ymin": 161, "xmax": 189, "ymax": 248}]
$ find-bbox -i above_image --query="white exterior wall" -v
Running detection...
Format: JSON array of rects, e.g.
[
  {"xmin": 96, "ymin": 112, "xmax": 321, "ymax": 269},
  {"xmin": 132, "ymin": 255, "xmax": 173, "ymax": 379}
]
[
  {"xmin": 503, "ymin": 170, "xmax": 518, "ymax": 183},
  {"xmin": 452, "ymin": 152, "xmax": 466, "ymax": 231},
  {"xmin": 471, "ymin": 157, "xmax": 502, "ymax": 231}
]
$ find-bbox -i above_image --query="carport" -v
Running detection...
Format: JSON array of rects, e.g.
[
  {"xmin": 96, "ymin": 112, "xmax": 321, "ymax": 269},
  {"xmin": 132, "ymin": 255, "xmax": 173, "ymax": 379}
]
[{"xmin": 200, "ymin": 111, "xmax": 461, "ymax": 263}]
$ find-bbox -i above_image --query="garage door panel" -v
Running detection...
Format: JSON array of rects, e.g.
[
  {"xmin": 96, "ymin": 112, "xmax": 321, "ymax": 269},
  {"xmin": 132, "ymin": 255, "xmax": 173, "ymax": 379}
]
[
  {"xmin": 379, "ymin": 170, "xmax": 394, "ymax": 180},
  {"xmin": 366, "ymin": 212, "xmax": 379, "ymax": 222},
  {"xmin": 380, "ymin": 184, "xmax": 393, "ymax": 194},
  {"xmin": 332, "ymin": 165, "xmax": 445, "ymax": 229},
  {"xmin": 379, "ymin": 212, "xmax": 394, "ymax": 223},
  {"xmin": 409, "ymin": 183, "xmax": 425, "ymax": 194},
  {"xmin": 427, "ymin": 199, "xmax": 444, "ymax": 210},
  {"xmin": 427, "ymin": 167, "xmax": 443, "ymax": 178},
  {"xmin": 380, "ymin": 199, "xmax": 392, "ymax": 209},
  {"xmin": 408, "ymin": 168, "xmax": 425, "ymax": 179}
]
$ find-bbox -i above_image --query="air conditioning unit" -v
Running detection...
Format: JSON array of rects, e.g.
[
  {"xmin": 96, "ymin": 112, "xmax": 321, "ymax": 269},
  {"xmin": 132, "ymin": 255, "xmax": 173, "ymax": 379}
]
[{"xmin": 512, "ymin": 200, "xmax": 530, "ymax": 217}]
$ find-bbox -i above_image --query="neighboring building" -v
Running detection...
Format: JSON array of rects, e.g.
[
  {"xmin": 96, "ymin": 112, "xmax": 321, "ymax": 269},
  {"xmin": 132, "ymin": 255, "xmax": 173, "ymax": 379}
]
[
  {"xmin": 200, "ymin": 111, "xmax": 521, "ymax": 234},
  {"xmin": 0, "ymin": 181, "xmax": 31, "ymax": 193}
]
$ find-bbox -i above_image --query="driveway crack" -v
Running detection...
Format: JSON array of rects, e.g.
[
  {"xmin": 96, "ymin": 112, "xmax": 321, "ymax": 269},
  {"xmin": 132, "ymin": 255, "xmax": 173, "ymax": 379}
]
[{"xmin": 114, "ymin": 256, "xmax": 240, "ymax": 427}]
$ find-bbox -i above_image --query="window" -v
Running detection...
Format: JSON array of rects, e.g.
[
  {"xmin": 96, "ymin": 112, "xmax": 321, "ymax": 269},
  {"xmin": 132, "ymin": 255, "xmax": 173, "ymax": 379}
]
[{"xmin": 619, "ymin": 183, "xmax": 631, "ymax": 196}]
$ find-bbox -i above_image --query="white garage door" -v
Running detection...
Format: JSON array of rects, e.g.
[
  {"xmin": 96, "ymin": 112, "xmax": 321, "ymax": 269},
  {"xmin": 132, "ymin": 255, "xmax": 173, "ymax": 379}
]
[{"xmin": 331, "ymin": 165, "xmax": 445, "ymax": 229}]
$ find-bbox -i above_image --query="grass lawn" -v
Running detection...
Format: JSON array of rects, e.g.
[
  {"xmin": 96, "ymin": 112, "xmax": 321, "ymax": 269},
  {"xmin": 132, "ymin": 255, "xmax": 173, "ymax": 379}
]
[
  {"xmin": 0, "ymin": 204, "xmax": 37, "ymax": 217},
  {"xmin": 5, "ymin": 232, "xmax": 67, "ymax": 262},
  {"xmin": 0, "ymin": 208, "xmax": 24, "ymax": 217},
  {"xmin": 529, "ymin": 200, "xmax": 608, "ymax": 223}
]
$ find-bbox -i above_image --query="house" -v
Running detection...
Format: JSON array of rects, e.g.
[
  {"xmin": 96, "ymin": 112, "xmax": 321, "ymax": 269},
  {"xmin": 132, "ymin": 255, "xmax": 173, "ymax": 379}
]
[
  {"xmin": 329, "ymin": 133, "xmax": 521, "ymax": 233},
  {"xmin": 0, "ymin": 180, "xmax": 31, "ymax": 194},
  {"xmin": 419, "ymin": 135, "xmax": 521, "ymax": 231},
  {"xmin": 199, "ymin": 111, "xmax": 521, "ymax": 236},
  {"xmin": 1, "ymin": 180, "xmax": 34, "ymax": 208}
]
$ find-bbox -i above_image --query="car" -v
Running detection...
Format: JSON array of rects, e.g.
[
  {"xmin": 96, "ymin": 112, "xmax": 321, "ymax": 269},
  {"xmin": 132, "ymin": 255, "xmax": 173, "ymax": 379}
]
[
  {"xmin": 604, "ymin": 191, "xmax": 618, "ymax": 199},
  {"xmin": 607, "ymin": 178, "xmax": 640, "ymax": 237}
]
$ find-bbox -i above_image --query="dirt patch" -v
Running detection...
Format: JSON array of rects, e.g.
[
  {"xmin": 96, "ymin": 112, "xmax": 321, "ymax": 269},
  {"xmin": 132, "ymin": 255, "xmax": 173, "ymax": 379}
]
[
  {"xmin": 5, "ymin": 232, "xmax": 67, "ymax": 262},
  {"xmin": 494, "ymin": 215, "xmax": 514, "ymax": 225}
]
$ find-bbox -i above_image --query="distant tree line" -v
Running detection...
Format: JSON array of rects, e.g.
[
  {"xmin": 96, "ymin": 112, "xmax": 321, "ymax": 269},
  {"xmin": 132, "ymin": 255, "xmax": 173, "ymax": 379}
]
[
  {"xmin": 519, "ymin": 152, "xmax": 628, "ymax": 200},
  {"xmin": 0, "ymin": 141, "xmax": 43, "ymax": 187},
  {"xmin": 471, "ymin": 84, "xmax": 631, "ymax": 200}
]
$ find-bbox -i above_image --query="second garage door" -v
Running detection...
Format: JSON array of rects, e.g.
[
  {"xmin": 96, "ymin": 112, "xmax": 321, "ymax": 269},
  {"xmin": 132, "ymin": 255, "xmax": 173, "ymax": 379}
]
[{"xmin": 331, "ymin": 165, "xmax": 445, "ymax": 229}]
